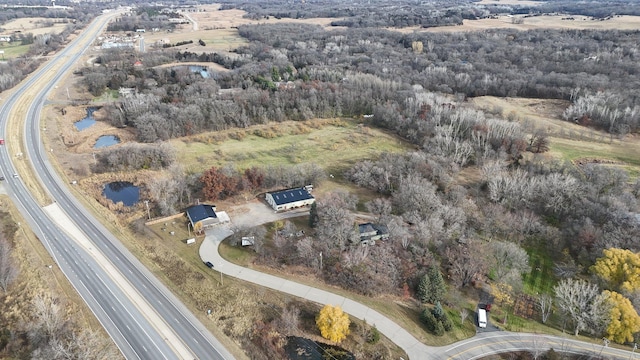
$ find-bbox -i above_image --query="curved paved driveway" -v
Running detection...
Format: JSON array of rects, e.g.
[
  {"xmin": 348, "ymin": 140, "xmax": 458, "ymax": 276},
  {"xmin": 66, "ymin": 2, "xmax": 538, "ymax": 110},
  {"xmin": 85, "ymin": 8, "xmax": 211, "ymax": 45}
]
[{"xmin": 200, "ymin": 203, "xmax": 637, "ymax": 359}]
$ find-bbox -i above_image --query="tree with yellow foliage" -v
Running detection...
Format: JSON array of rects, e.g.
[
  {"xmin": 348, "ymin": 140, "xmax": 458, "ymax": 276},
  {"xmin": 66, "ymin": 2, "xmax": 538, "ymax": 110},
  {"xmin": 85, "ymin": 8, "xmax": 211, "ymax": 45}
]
[
  {"xmin": 316, "ymin": 305, "xmax": 350, "ymax": 343},
  {"xmin": 592, "ymin": 248, "xmax": 640, "ymax": 293},
  {"xmin": 604, "ymin": 290, "xmax": 640, "ymax": 344}
]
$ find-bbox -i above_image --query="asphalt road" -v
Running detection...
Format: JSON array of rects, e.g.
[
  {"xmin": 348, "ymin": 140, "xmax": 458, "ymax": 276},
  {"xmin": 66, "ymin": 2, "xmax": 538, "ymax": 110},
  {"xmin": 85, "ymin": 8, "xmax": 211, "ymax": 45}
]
[
  {"xmin": 200, "ymin": 204, "xmax": 639, "ymax": 360},
  {"xmin": 0, "ymin": 11, "xmax": 232, "ymax": 360}
]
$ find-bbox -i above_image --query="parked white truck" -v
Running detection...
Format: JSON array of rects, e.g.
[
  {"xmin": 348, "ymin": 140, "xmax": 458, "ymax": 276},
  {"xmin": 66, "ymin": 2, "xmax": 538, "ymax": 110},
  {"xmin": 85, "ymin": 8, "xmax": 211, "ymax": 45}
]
[{"xmin": 478, "ymin": 308, "xmax": 487, "ymax": 328}]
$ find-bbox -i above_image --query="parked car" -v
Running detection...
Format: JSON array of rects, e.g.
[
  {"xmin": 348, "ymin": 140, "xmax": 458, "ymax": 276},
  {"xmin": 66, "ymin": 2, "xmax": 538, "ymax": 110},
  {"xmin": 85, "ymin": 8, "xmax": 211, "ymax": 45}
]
[{"xmin": 204, "ymin": 261, "xmax": 214, "ymax": 268}]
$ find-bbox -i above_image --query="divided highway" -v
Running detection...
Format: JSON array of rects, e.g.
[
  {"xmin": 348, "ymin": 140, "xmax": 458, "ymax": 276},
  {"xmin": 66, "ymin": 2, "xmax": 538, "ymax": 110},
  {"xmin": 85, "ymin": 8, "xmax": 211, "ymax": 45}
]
[{"xmin": 0, "ymin": 11, "xmax": 232, "ymax": 360}]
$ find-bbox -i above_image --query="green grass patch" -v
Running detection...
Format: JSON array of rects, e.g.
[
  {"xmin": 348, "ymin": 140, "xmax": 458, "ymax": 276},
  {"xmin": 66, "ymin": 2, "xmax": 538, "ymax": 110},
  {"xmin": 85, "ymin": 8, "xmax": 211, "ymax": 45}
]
[
  {"xmin": 550, "ymin": 138, "xmax": 640, "ymax": 168},
  {"xmin": 218, "ymin": 241, "xmax": 254, "ymax": 267},
  {"xmin": 92, "ymin": 89, "xmax": 119, "ymax": 103},
  {"xmin": 0, "ymin": 43, "xmax": 30, "ymax": 58},
  {"xmin": 172, "ymin": 119, "xmax": 412, "ymax": 173},
  {"xmin": 523, "ymin": 243, "xmax": 556, "ymax": 295}
]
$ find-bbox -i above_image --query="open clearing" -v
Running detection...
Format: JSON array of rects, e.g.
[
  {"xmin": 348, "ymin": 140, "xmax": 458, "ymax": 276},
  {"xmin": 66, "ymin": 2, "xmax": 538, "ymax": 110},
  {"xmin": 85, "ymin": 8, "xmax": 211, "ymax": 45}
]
[
  {"xmin": 392, "ymin": 15, "xmax": 640, "ymax": 33},
  {"xmin": 143, "ymin": 27, "xmax": 248, "ymax": 53},
  {"xmin": 470, "ymin": 96, "xmax": 640, "ymax": 177},
  {"xmin": 171, "ymin": 118, "xmax": 413, "ymax": 174},
  {"xmin": 477, "ymin": 0, "xmax": 543, "ymax": 5},
  {"xmin": 137, "ymin": 5, "xmax": 344, "ymax": 53},
  {"xmin": 0, "ymin": 42, "xmax": 30, "ymax": 58},
  {"xmin": 0, "ymin": 17, "xmax": 70, "ymax": 36},
  {"xmin": 189, "ymin": 5, "xmax": 342, "ymax": 30},
  {"xmin": 152, "ymin": 61, "xmax": 229, "ymax": 72}
]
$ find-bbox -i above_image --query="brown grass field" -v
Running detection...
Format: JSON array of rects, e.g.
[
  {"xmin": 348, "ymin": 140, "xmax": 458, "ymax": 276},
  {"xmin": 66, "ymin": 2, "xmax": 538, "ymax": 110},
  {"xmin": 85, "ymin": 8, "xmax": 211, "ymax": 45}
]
[
  {"xmin": 0, "ymin": 17, "xmax": 70, "ymax": 36},
  {"xmin": 133, "ymin": 4, "xmax": 345, "ymax": 53},
  {"xmin": 152, "ymin": 61, "xmax": 229, "ymax": 72},
  {"xmin": 392, "ymin": 15, "xmax": 640, "ymax": 33},
  {"xmin": 477, "ymin": 0, "xmax": 543, "ymax": 5}
]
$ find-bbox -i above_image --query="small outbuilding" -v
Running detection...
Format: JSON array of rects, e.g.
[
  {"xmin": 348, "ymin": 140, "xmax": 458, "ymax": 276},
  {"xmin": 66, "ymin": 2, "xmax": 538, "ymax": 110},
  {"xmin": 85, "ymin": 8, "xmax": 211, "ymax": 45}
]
[
  {"xmin": 265, "ymin": 187, "xmax": 315, "ymax": 211},
  {"xmin": 358, "ymin": 223, "xmax": 389, "ymax": 245},
  {"xmin": 186, "ymin": 204, "xmax": 218, "ymax": 232}
]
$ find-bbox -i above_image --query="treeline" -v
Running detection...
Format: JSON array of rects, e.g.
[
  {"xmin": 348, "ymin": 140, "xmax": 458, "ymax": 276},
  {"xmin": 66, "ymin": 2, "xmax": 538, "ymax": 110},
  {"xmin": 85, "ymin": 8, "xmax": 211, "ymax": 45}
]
[
  {"xmin": 85, "ymin": 23, "xmax": 640, "ymax": 141},
  {"xmin": 1, "ymin": 21, "xmax": 84, "ymax": 94},
  {"xmin": 508, "ymin": 0, "xmax": 640, "ymax": 18},
  {"xmin": 107, "ymin": 9, "xmax": 175, "ymax": 32},
  {"xmin": 222, "ymin": 0, "xmax": 485, "ymax": 29},
  {"xmin": 94, "ymin": 143, "xmax": 175, "ymax": 173}
]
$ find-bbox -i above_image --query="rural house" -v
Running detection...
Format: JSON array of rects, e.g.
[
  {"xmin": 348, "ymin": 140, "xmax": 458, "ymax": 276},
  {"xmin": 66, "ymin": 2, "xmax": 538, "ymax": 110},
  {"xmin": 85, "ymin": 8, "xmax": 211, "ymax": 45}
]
[
  {"xmin": 358, "ymin": 223, "xmax": 389, "ymax": 245},
  {"xmin": 185, "ymin": 204, "xmax": 219, "ymax": 232},
  {"xmin": 265, "ymin": 187, "xmax": 315, "ymax": 211}
]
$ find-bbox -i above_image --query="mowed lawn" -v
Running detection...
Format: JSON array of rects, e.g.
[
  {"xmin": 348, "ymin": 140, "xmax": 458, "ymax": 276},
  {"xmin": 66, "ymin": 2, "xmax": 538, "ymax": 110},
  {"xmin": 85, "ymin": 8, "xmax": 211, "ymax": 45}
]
[
  {"xmin": 171, "ymin": 120, "xmax": 413, "ymax": 173},
  {"xmin": 0, "ymin": 43, "xmax": 30, "ymax": 59}
]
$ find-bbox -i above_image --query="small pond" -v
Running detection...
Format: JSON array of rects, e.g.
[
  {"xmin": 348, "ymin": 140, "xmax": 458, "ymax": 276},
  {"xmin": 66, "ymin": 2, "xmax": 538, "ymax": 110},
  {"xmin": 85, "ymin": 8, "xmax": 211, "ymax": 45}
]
[
  {"xmin": 94, "ymin": 135, "xmax": 120, "ymax": 149},
  {"xmin": 103, "ymin": 181, "xmax": 140, "ymax": 206},
  {"xmin": 74, "ymin": 107, "xmax": 97, "ymax": 131},
  {"xmin": 284, "ymin": 337, "xmax": 355, "ymax": 360}
]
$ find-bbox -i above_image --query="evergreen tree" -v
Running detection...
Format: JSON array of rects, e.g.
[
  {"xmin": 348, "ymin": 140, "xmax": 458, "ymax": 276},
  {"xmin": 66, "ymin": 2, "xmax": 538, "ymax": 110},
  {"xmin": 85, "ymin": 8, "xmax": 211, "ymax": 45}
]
[
  {"xmin": 441, "ymin": 312, "xmax": 453, "ymax": 331},
  {"xmin": 432, "ymin": 301, "xmax": 445, "ymax": 320},
  {"xmin": 420, "ymin": 308, "xmax": 437, "ymax": 332},
  {"xmin": 433, "ymin": 320, "xmax": 445, "ymax": 336},
  {"xmin": 308, "ymin": 202, "xmax": 318, "ymax": 228},
  {"xmin": 428, "ymin": 266, "xmax": 447, "ymax": 303},
  {"xmin": 417, "ymin": 274, "xmax": 431, "ymax": 303}
]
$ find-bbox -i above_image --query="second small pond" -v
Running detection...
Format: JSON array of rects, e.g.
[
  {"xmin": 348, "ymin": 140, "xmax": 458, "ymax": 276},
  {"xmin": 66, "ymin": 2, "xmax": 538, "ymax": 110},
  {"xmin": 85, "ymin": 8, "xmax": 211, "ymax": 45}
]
[{"xmin": 103, "ymin": 181, "xmax": 140, "ymax": 206}]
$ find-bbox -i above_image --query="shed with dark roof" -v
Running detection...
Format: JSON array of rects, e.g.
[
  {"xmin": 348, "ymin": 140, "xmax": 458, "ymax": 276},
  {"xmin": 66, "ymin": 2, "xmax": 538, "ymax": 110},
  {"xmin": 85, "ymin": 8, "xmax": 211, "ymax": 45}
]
[{"xmin": 186, "ymin": 204, "xmax": 218, "ymax": 231}]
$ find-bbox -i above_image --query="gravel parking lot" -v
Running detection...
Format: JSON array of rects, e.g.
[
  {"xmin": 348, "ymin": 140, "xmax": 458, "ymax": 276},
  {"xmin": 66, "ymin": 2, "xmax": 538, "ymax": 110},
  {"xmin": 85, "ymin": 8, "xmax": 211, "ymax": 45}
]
[{"xmin": 224, "ymin": 198, "xmax": 310, "ymax": 228}]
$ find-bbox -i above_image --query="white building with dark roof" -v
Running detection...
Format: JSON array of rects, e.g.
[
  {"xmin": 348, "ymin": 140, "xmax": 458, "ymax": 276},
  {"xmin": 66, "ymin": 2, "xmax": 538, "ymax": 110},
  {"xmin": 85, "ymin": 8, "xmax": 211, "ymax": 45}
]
[{"xmin": 265, "ymin": 187, "xmax": 315, "ymax": 211}]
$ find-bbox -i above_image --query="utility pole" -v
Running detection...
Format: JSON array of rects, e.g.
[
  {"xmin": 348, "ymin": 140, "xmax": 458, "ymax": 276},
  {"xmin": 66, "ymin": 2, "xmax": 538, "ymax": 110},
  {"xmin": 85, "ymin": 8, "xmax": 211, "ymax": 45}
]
[{"xmin": 319, "ymin": 251, "xmax": 322, "ymax": 270}]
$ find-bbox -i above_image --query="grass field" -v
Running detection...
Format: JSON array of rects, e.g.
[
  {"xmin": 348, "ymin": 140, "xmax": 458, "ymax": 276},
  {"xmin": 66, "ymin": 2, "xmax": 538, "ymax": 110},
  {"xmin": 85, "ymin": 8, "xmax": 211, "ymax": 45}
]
[
  {"xmin": 393, "ymin": 15, "xmax": 640, "ymax": 33},
  {"xmin": 143, "ymin": 28, "xmax": 249, "ymax": 53},
  {"xmin": 0, "ymin": 17, "xmax": 70, "ymax": 36},
  {"xmin": 171, "ymin": 119, "xmax": 413, "ymax": 174},
  {"xmin": 0, "ymin": 42, "xmax": 30, "ymax": 59},
  {"xmin": 190, "ymin": 5, "xmax": 341, "ymax": 30},
  {"xmin": 470, "ymin": 96, "xmax": 640, "ymax": 179}
]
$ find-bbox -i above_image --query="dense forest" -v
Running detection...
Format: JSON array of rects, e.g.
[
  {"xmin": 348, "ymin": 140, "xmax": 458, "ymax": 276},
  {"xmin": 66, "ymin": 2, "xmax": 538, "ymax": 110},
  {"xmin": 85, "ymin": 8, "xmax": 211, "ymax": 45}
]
[{"xmin": 88, "ymin": 23, "xmax": 640, "ymax": 141}]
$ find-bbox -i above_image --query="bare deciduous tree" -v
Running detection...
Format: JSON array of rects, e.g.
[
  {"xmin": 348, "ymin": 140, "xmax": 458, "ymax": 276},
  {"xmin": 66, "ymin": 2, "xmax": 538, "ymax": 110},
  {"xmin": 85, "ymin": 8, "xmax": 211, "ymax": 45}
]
[
  {"xmin": 537, "ymin": 294, "xmax": 553, "ymax": 324},
  {"xmin": 315, "ymin": 191, "xmax": 359, "ymax": 250},
  {"xmin": 276, "ymin": 305, "xmax": 300, "ymax": 336},
  {"xmin": 445, "ymin": 241, "xmax": 487, "ymax": 288},
  {"xmin": 554, "ymin": 278, "xmax": 610, "ymax": 337},
  {"xmin": 0, "ymin": 237, "xmax": 19, "ymax": 293},
  {"xmin": 460, "ymin": 308, "xmax": 469, "ymax": 324},
  {"xmin": 490, "ymin": 241, "xmax": 531, "ymax": 288}
]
